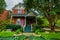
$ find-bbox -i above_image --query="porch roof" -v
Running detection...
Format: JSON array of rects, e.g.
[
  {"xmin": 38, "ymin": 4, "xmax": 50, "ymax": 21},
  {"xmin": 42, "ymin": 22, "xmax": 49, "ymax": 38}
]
[{"xmin": 12, "ymin": 14, "xmax": 36, "ymax": 17}]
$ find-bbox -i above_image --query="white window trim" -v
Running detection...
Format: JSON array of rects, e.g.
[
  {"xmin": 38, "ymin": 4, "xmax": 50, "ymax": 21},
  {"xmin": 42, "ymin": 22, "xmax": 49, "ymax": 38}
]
[
  {"xmin": 16, "ymin": 19, "xmax": 20, "ymax": 25},
  {"xmin": 18, "ymin": 9, "xmax": 21, "ymax": 14}
]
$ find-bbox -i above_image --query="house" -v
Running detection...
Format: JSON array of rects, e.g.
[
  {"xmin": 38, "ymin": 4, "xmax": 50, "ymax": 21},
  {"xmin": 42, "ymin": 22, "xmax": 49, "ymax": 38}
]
[
  {"xmin": 11, "ymin": 3, "xmax": 38, "ymax": 32},
  {"xmin": 0, "ymin": 10, "xmax": 9, "ymax": 20}
]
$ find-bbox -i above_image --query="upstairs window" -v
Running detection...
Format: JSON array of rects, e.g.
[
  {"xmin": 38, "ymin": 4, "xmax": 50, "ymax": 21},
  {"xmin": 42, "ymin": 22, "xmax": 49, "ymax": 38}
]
[
  {"xmin": 18, "ymin": 9, "xmax": 25, "ymax": 14},
  {"xmin": 13, "ymin": 9, "xmax": 18, "ymax": 14},
  {"xmin": 18, "ymin": 9, "xmax": 21, "ymax": 14},
  {"xmin": 21, "ymin": 9, "xmax": 25, "ymax": 14}
]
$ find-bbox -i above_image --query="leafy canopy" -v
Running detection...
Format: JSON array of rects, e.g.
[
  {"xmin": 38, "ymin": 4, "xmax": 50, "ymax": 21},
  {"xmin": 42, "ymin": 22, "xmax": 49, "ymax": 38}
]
[
  {"xmin": 0, "ymin": 0, "xmax": 6, "ymax": 14},
  {"xmin": 25, "ymin": 0, "xmax": 60, "ymax": 15}
]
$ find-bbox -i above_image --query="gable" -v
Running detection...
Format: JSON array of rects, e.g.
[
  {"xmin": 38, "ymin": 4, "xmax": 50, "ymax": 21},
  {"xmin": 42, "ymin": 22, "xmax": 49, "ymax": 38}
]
[
  {"xmin": 27, "ymin": 12, "xmax": 36, "ymax": 16},
  {"xmin": 12, "ymin": 3, "xmax": 24, "ymax": 10}
]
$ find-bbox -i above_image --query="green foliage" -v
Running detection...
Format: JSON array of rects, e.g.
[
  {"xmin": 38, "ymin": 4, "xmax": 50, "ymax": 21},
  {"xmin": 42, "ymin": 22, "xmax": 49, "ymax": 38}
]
[
  {"xmin": 37, "ymin": 17, "xmax": 44, "ymax": 25},
  {"xmin": 49, "ymin": 11, "xmax": 56, "ymax": 15},
  {"xmin": 42, "ymin": 18, "xmax": 49, "ymax": 27},
  {"xmin": 40, "ymin": 32, "xmax": 60, "ymax": 40},
  {"xmin": 0, "ymin": 20, "xmax": 10, "ymax": 31},
  {"xmin": 19, "ymin": 35, "xmax": 27, "ymax": 40},
  {"xmin": 0, "ymin": 31, "xmax": 15, "ymax": 37},
  {"xmin": 33, "ymin": 24, "xmax": 44, "ymax": 33},
  {"xmin": 33, "ymin": 24, "xmax": 41, "ymax": 32},
  {"xmin": 56, "ymin": 19, "xmax": 60, "ymax": 27},
  {"xmin": 0, "ymin": 32, "xmax": 60, "ymax": 40},
  {"xmin": 50, "ymin": 38, "xmax": 60, "ymax": 40},
  {"xmin": 32, "ymin": 17, "xmax": 45, "ymax": 32},
  {"xmin": 6, "ymin": 24, "xmax": 23, "ymax": 31},
  {"xmin": 15, "ymin": 29, "xmax": 21, "ymax": 34},
  {"xmin": 8, "ymin": 10, "xmax": 12, "ymax": 19},
  {"xmin": 25, "ymin": 0, "xmax": 60, "ymax": 31},
  {"xmin": 0, "ymin": 0, "xmax": 6, "ymax": 14},
  {"xmin": 35, "ymin": 29, "xmax": 40, "ymax": 34}
]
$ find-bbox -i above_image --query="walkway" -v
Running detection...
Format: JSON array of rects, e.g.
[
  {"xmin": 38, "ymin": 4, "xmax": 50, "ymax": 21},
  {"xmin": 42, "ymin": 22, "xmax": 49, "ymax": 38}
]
[{"xmin": 14, "ymin": 33, "xmax": 41, "ymax": 36}]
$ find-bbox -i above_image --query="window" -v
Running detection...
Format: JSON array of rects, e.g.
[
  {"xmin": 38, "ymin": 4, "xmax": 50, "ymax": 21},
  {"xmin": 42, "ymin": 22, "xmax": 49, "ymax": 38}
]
[
  {"xmin": 18, "ymin": 7, "xmax": 25, "ymax": 14},
  {"xmin": 18, "ymin": 9, "xmax": 21, "ymax": 14},
  {"xmin": 13, "ymin": 9, "xmax": 18, "ymax": 14},
  {"xmin": 16, "ymin": 19, "xmax": 20, "ymax": 25}
]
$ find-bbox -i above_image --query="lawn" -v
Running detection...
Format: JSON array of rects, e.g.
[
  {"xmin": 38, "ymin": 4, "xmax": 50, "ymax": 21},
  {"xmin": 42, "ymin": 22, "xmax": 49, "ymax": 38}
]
[
  {"xmin": 0, "ymin": 31, "xmax": 15, "ymax": 37},
  {"xmin": 0, "ymin": 31, "xmax": 60, "ymax": 40},
  {"xmin": 40, "ymin": 32, "xmax": 60, "ymax": 40}
]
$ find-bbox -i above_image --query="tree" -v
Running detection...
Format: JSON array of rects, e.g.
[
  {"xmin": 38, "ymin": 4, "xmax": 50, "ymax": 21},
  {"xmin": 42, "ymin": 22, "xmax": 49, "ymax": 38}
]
[
  {"xmin": 24, "ymin": 0, "xmax": 60, "ymax": 31},
  {"xmin": 0, "ymin": 0, "xmax": 6, "ymax": 14},
  {"xmin": 0, "ymin": 19, "xmax": 10, "ymax": 31}
]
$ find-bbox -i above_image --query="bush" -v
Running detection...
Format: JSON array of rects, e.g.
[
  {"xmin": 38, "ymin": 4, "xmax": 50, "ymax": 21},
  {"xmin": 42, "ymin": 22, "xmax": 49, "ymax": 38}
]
[
  {"xmin": 0, "ymin": 20, "xmax": 10, "ymax": 31},
  {"xmin": 42, "ymin": 18, "xmax": 49, "ymax": 28},
  {"xmin": 37, "ymin": 17, "xmax": 44, "ymax": 25},
  {"xmin": 15, "ymin": 29, "xmax": 21, "ymax": 34},
  {"xmin": 50, "ymin": 38, "xmax": 60, "ymax": 40},
  {"xmin": 35, "ymin": 29, "xmax": 40, "ymax": 34},
  {"xmin": 40, "ymin": 36, "xmax": 46, "ymax": 40},
  {"xmin": 6, "ymin": 24, "xmax": 23, "ymax": 31},
  {"xmin": 32, "ymin": 24, "xmax": 44, "ymax": 32}
]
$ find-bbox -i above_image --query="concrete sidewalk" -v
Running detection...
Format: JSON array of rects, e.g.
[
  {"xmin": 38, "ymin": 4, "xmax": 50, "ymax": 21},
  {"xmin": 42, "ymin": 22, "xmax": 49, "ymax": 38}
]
[
  {"xmin": 14, "ymin": 33, "xmax": 41, "ymax": 36},
  {"xmin": 43, "ymin": 28, "xmax": 60, "ymax": 31}
]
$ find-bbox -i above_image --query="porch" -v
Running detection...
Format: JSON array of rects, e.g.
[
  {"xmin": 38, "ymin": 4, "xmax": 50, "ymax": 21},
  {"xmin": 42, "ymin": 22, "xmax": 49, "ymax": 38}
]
[{"xmin": 10, "ymin": 14, "xmax": 37, "ymax": 32}]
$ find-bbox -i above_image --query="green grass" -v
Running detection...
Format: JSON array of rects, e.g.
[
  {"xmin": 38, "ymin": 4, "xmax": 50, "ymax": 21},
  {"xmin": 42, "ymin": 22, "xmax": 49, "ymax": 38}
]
[
  {"xmin": 0, "ymin": 31, "xmax": 15, "ymax": 37},
  {"xmin": 40, "ymin": 32, "xmax": 60, "ymax": 40},
  {"xmin": 0, "ymin": 31, "xmax": 60, "ymax": 40}
]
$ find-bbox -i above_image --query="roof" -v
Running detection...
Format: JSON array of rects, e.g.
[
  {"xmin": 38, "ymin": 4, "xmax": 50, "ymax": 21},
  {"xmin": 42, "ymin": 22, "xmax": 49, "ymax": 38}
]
[
  {"xmin": 12, "ymin": 3, "xmax": 24, "ymax": 10},
  {"xmin": 12, "ymin": 3, "xmax": 39, "ymax": 16}
]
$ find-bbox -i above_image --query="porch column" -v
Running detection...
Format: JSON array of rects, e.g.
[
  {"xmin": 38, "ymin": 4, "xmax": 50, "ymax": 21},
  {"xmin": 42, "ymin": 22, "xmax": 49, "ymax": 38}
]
[
  {"xmin": 23, "ymin": 16, "xmax": 26, "ymax": 31},
  {"xmin": 36, "ymin": 17, "xmax": 37, "ymax": 24},
  {"xmin": 25, "ymin": 16, "xmax": 26, "ymax": 27},
  {"xmin": 10, "ymin": 15, "xmax": 12, "ymax": 24}
]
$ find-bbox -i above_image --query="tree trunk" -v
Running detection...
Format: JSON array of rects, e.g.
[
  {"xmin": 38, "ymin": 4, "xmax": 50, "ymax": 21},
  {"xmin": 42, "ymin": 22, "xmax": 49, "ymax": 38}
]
[
  {"xmin": 44, "ymin": 10, "xmax": 55, "ymax": 32},
  {"xmin": 49, "ymin": 15, "xmax": 54, "ymax": 32},
  {"xmin": 45, "ymin": 12, "xmax": 54, "ymax": 32},
  {"xmin": 49, "ymin": 21, "xmax": 54, "ymax": 32}
]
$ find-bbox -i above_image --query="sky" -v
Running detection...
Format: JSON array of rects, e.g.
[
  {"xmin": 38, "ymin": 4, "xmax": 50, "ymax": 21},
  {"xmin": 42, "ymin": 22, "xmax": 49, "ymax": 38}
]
[{"xmin": 5, "ymin": 0, "xmax": 23, "ymax": 10}]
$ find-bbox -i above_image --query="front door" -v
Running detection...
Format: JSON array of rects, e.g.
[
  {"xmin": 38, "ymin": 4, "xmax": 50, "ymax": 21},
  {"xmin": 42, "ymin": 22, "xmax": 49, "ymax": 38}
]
[{"xmin": 24, "ymin": 25, "xmax": 31, "ymax": 32}]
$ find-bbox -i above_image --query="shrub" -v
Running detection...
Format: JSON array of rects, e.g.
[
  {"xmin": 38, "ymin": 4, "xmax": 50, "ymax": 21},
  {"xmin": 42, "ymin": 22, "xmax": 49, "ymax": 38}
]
[
  {"xmin": 15, "ymin": 29, "xmax": 21, "ymax": 34},
  {"xmin": 40, "ymin": 18, "xmax": 49, "ymax": 28},
  {"xmin": 50, "ymin": 38, "xmax": 60, "ymax": 40},
  {"xmin": 37, "ymin": 17, "xmax": 44, "ymax": 25},
  {"xmin": 40, "ymin": 36, "xmax": 46, "ymax": 40},
  {"xmin": 0, "ymin": 20, "xmax": 10, "ymax": 31},
  {"xmin": 32, "ymin": 24, "xmax": 44, "ymax": 32},
  {"xmin": 6, "ymin": 24, "xmax": 23, "ymax": 31},
  {"xmin": 35, "ymin": 29, "xmax": 40, "ymax": 34}
]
